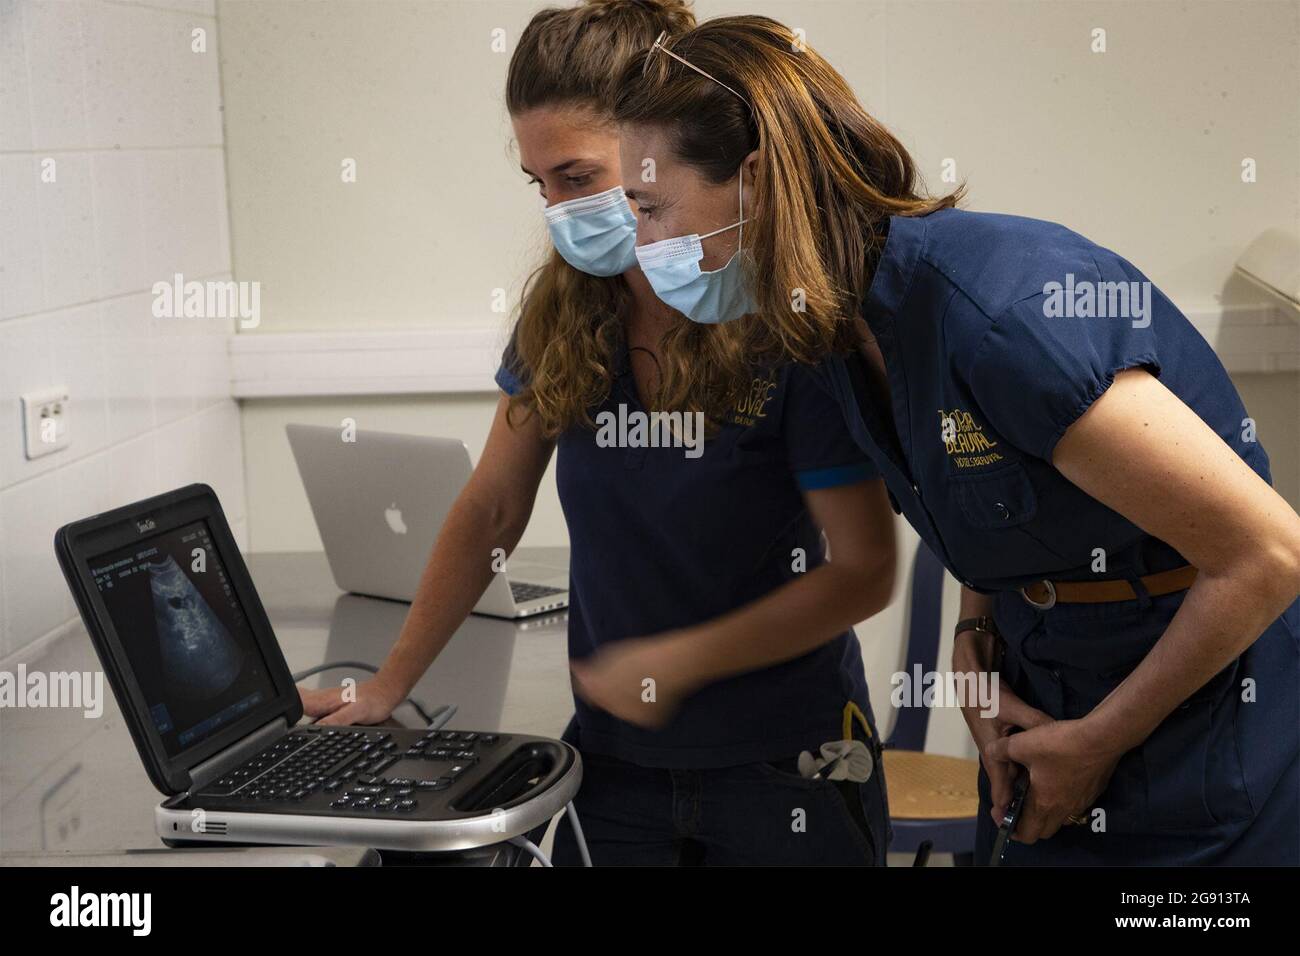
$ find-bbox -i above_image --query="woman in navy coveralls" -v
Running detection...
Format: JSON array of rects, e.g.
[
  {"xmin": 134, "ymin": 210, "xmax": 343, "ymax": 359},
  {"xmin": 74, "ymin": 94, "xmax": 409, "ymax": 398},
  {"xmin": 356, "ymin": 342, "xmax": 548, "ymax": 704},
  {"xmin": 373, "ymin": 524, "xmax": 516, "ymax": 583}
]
[{"xmin": 613, "ymin": 16, "xmax": 1300, "ymax": 864}]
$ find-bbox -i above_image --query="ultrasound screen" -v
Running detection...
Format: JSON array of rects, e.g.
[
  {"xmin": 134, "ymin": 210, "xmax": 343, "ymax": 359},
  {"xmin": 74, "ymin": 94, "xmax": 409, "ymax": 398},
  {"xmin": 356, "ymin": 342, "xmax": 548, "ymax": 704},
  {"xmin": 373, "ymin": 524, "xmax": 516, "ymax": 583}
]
[{"xmin": 89, "ymin": 520, "xmax": 276, "ymax": 757}]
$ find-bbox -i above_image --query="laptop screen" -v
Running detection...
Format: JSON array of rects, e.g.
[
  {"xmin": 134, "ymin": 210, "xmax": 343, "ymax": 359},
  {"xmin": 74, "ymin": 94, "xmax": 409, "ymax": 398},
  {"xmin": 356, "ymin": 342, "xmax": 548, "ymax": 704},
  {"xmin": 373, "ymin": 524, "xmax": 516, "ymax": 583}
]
[{"xmin": 88, "ymin": 518, "xmax": 278, "ymax": 758}]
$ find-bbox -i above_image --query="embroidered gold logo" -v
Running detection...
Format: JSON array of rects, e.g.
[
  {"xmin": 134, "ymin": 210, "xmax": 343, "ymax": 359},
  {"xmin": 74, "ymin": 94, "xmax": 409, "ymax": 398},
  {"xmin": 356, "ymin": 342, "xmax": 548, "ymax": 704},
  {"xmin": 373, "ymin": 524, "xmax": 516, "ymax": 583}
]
[
  {"xmin": 729, "ymin": 374, "xmax": 778, "ymax": 427},
  {"xmin": 939, "ymin": 408, "xmax": 1003, "ymax": 469}
]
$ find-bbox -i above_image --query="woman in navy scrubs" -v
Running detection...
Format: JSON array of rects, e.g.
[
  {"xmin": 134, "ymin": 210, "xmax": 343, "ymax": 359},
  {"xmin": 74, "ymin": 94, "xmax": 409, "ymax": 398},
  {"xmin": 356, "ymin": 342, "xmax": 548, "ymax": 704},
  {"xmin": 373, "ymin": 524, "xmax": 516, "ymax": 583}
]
[
  {"xmin": 612, "ymin": 16, "xmax": 1300, "ymax": 864},
  {"xmin": 300, "ymin": 0, "xmax": 900, "ymax": 865}
]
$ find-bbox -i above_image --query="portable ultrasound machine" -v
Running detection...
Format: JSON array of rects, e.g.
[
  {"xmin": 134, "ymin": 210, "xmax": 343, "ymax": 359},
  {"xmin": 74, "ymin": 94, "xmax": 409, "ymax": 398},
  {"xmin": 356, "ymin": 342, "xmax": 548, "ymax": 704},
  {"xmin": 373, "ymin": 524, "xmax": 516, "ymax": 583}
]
[{"xmin": 55, "ymin": 483, "xmax": 588, "ymax": 866}]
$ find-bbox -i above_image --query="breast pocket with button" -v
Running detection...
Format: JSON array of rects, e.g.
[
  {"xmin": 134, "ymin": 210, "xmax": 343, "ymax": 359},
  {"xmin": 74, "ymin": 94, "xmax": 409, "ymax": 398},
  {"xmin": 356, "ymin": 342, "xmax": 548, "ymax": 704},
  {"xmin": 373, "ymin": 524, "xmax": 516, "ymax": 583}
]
[
  {"xmin": 952, "ymin": 463, "xmax": 1037, "ymax": 529},
  {"xmin": 943, "ymin": 462, "xmax": 1073, "ymax": 581}
]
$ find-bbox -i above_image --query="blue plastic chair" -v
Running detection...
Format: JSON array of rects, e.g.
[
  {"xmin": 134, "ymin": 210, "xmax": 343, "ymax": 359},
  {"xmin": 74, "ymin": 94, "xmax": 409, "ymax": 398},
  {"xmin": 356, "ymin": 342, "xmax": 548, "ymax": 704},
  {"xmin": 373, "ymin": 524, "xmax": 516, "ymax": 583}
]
[{"xmin": 881, "ymin": 541, "xmax": 979, "ymax": 865}]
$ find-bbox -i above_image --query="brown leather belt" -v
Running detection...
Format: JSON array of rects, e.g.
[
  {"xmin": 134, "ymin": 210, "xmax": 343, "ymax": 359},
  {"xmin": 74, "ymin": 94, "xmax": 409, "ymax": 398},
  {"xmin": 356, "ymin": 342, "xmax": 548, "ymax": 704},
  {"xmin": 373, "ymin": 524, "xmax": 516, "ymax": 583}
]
[{"xmin": 1019, "ymin": 564, "xmax": 1198, "ymax": 609}]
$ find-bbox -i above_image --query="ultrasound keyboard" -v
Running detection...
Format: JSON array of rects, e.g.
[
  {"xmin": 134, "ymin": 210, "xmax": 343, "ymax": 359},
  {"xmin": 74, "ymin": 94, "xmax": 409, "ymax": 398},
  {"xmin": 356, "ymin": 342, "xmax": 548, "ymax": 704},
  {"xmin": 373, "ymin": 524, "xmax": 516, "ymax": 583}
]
[{"xmin": 193, "ymin": 726, "xmax": 520, "ymax": 818}]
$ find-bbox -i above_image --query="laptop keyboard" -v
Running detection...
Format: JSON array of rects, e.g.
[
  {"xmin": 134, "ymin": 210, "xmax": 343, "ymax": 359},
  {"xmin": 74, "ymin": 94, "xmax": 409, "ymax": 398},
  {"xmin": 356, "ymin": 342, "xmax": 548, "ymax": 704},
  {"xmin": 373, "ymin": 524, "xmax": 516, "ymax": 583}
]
[
  {"xmin": 198, "ymin": 728, "xmax": 500, "ymax": 814},
  {"xmin": 509, "ymin": 581, "xmax": 565, "ymax": 603}
]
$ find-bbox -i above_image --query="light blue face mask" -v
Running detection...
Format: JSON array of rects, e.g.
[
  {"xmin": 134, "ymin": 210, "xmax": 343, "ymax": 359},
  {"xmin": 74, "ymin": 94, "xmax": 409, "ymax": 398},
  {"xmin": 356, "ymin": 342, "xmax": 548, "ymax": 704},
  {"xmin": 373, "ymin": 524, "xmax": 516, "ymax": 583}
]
[
  {"xmin": 634, "ymin": 174, "xmax": 754, "ymax": 325},
  {"xmin": 543, "ymin": 184, "xmax": 638, "ymax": 277}
]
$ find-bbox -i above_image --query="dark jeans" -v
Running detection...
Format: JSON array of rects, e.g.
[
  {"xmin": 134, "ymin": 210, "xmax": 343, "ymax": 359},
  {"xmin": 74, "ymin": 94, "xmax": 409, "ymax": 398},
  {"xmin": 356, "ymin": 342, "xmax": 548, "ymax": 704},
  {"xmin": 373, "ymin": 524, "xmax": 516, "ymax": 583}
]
[{"xmin": 545, "ymin": 747, "xmax": 891, "ymax": 866}]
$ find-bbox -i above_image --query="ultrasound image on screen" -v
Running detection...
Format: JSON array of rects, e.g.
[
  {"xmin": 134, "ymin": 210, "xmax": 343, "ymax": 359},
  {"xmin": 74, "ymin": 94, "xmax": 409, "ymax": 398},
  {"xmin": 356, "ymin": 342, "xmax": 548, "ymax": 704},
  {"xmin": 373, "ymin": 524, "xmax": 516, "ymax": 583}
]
[
  {"xmin": 148, "ymin": 552, "xmax": 243, "ymax": 699},
  {"xmin": 89, "ymin": 520, "xmax": 276, "ymax": 756}
]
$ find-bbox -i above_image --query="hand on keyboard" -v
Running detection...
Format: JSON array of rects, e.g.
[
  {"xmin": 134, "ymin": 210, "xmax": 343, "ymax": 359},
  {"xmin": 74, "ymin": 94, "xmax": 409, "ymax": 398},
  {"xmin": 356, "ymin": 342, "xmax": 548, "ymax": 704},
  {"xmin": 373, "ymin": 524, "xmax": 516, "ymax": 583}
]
[{"xmin": 299, "ymin": 675, "xmax": 406, "ymax": 727}]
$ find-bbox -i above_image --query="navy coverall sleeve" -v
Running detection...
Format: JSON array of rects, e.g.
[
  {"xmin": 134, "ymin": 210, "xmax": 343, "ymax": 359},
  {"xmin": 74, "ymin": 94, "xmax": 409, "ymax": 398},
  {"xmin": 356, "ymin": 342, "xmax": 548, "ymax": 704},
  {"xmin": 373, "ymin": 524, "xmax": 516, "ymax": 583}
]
[
  {"xmin": 968, "ymin": 291, "xmax": 1163, "ymax": 461},
  {"xmin": 783, "ymin": 361, "xmax": 880, "ymax": 491}
]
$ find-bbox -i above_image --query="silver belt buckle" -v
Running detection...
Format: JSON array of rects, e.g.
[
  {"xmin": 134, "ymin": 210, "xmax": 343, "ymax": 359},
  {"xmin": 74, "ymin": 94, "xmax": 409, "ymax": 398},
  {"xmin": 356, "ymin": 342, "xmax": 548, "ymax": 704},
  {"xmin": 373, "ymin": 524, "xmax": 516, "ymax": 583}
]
[{"xmin": 1019, "ymin": 580, "xmax": 1056, "ymax": 610}]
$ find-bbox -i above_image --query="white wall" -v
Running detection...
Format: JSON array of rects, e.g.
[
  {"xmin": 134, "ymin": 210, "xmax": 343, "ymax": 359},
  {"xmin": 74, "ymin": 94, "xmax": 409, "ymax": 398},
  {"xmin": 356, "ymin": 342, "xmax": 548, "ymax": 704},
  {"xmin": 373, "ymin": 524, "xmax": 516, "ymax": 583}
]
[
  {"xmin": 214, "ymin": 0, "xmax": 1299, "ymax": 758},
  {"xmin": 0, "ymin": 0, "xmax": 242, "ymax": 661}
]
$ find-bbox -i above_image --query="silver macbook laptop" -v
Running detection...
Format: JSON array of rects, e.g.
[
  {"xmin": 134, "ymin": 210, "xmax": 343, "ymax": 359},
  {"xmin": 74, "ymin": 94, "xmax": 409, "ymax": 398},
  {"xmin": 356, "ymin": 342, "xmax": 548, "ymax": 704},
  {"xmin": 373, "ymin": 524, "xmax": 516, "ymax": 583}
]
[{"xmin": 285, "ymin": 423, "xmax": 569, "ymax": 618}]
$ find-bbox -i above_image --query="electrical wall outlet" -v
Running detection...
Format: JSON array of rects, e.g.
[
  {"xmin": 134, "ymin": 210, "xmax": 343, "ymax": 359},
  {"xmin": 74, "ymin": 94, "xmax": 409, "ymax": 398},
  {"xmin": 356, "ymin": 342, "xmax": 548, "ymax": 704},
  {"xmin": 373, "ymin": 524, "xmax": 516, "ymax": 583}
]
[{"xmin": 21, "ymin": 386, "xmax": 71, "ymax": 460}]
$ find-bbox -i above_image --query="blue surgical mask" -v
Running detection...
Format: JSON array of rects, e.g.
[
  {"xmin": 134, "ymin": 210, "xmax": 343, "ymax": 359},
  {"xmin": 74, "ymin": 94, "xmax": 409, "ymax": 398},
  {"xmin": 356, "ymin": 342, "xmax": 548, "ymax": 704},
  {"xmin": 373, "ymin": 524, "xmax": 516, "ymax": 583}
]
[
  {"xmin": 634, "ymin": 174, "xmax": 754, "ymax": 324},
  {"xmin": 543, "ymin": 184, "xmax": 638, "ymax": 277}
]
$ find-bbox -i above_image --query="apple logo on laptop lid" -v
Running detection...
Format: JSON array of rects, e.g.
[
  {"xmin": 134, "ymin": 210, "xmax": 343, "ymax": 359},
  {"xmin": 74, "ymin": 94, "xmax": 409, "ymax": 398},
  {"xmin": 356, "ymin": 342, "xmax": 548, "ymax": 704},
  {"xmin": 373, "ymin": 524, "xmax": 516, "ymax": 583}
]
[{"xmin": 384, "ymin": 503, "xmax": 407, "ymax": 535}]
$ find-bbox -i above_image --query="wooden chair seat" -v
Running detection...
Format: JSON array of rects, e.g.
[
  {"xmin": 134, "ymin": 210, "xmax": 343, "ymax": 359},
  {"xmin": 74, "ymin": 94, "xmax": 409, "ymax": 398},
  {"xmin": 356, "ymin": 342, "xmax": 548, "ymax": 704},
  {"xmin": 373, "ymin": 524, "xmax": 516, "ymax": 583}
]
[{"xmin": 882, "ymin": 749, "xmax": 981, "ymax": 821}]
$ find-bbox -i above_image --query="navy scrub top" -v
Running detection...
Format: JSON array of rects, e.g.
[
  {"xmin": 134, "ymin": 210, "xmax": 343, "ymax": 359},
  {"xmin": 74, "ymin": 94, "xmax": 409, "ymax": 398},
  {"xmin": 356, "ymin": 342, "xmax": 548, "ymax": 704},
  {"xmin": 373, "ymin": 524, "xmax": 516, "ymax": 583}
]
[
  {"xmin": 822, "ymin": 207, "xmax": 1272, "ymax": 592},
  {"xmin": 497, "ymin": 344, "xmax": 878, "ymax": 769}
]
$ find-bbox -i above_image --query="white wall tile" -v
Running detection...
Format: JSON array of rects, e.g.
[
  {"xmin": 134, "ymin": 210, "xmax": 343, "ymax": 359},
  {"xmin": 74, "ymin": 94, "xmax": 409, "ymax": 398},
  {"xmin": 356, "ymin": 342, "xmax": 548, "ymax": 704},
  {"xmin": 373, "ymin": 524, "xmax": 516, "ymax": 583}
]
[
  {"xmin": 168, "ymin": 10, "xmax": 222, "ymax": 146},
  {"xmin": 56, "ymin": 440, "xmax": 113, "ymax": 531},
  {"xmin": 149, "ymin": 310, "xmax": 201, "ymax": 426},
  {"xmin": 110, "ymin": 0, "xmax": 217, "ymax": 20},
  {"xmin": 88, "ymin": 154, "xmax": 227, "ymax": 311},
  {"xmin": 0, "ymin": 154, "xmax": 45, "ymax": 318},
  {"xmin": 83, "ymin": 0, "xmax": 218, "ymax": 149},
  {"xmin": 102, "ymin": 292, "xmax": 157, "ymax": 443},
  {"xmin": 193, "ymin": 305, "xmax": 233, "ymax": 408},
  {"xmin": 22, "ymin": 0, "xmax": 89, "ymax": 150},
  {"xmin": 37, "ymin": 152, "xmax": 101, "ymax": 309},
  {"xmin": 177, "ymin": 148, "xmax": 231, "ymax": 278},
  {"xmin": 0, "ymin": 469, "xmax": 77, "ymax": 654},
  {"xmin": 48, "ymin": 302, "xmax": 109, "ymax": 462},
  {"xmin": 0, "ymin": 305, "xmax": 106, "ymax": 488},
  {"xmin": 153, "ymin": 411, "xmax": 203, "ymax": 493},
  {"xmin": 0, "ymin": 0, "xmax": 33, "ymax": 151},
  {"xmin": 107, "ymin": 428, "xmax": 161, "ymax": 512},
  {"xmin": 197, "ymin": 399, "xmax": 244, "ymax": 521},
  {"xmin": 0, "ymin": 313, "xmax": 54, "ymax": 489},
  {"xmin": 90, "ymin": 150, "xmax": 149, "ymax": 298},
  {"xmin": 81, "ymin": 0, "xmax": 169, "ymax": 148},
  {"xmin": 138, "ymin": 149, "xmax": 185, "ymax": 281}
]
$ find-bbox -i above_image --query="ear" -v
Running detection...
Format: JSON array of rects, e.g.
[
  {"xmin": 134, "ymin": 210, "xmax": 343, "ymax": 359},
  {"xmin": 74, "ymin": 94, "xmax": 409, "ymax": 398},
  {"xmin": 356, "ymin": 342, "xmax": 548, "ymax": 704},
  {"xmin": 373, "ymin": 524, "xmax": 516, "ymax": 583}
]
[{"xmin": 740, "ymin": 149, "xmax": 761, "ymax": 216}]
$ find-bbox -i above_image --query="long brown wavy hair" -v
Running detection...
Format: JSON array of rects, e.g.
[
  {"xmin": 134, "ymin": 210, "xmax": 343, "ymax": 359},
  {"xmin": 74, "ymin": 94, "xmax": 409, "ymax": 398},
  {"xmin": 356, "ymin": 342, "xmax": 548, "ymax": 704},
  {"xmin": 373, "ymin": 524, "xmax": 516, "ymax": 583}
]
[
  {"xmin": 506, "ymin": 0, "xmax": 721, "ymax": 435},
  {"xmin": 612, "ymin": 15, "xmax": 962, "ymax": 370}
]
